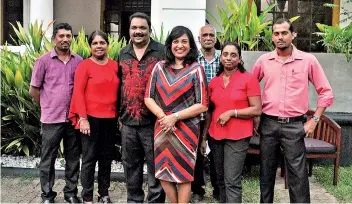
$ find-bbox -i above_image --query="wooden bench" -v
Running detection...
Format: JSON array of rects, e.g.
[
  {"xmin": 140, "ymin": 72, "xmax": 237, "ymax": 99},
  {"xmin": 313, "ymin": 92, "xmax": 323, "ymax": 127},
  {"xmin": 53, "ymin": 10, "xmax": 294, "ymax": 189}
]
[{"xmin": 248, "ymin": 110, "xmax": 341, "ymax": 188}]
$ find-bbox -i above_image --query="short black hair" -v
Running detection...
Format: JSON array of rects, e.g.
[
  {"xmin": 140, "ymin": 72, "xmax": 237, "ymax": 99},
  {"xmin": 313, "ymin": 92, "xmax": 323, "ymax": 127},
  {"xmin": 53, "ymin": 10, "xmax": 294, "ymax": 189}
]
[
  {"xmin": 273, "ymin": 18, "xmax": 294, "ymax": 33},
  {"xmin": 88, "ymin": 30, "xmax": 109, "ymax": 46},
  {"xmin": 129, "ymin": 12, "xmax": 152, "ymax": 31},
  {"xmin": 52, "ymin": 23, "xmax": 72, "ymax": 37},
  {"xmin": 216, "ymin": 42, "xmax": 246, "ymax": 76},
  {"xmin": 164, "ymin": 26, "xmax": 198, "ymax": 67}
]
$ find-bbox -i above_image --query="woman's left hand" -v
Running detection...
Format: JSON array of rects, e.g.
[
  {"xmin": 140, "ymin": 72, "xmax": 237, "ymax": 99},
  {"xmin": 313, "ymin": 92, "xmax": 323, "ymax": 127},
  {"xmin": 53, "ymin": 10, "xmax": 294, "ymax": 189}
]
[
  {"xmin": 216, "ymin": 110, "xmax": 232, "ymax": 126},
  {"xmin": 159, "ymin": 115, "xmax": 177, "ymax": 132}
]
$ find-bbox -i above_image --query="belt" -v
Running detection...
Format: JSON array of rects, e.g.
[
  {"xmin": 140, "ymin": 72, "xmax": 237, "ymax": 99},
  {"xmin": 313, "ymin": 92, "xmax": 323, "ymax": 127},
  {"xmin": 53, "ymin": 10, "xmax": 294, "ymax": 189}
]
[{"xmin": 262, "ymin": 113, "xmax": 305, "ymax": 124}]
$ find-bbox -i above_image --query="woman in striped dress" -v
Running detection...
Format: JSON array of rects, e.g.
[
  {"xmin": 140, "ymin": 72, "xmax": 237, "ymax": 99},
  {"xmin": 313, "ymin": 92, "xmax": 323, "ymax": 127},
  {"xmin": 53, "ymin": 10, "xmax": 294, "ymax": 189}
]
[{"xmin": 144, "ymin": 26, "xmax": 208, "ymax": 203}]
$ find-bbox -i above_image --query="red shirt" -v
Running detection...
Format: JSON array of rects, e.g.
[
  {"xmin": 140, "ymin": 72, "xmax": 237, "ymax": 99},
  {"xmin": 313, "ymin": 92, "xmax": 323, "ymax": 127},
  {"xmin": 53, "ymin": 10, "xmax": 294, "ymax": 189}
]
[
  {"xmin": 208, "ymin": 71, "xmax": 261, "ymax": 140},
  {"xmin": 69, "ymin": 58, "xmax": 120, "ymax": 127},
  {"xmin": 250, "ymin": 48, "xmax": 333, "ymax": 117}
]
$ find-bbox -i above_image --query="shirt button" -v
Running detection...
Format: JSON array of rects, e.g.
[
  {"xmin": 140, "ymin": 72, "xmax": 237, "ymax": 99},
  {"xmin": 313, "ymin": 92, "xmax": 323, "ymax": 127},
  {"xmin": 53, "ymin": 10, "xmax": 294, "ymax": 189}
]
[
  {"xmin": 280, "ymin": 101, "xmax": 283, "ymax": 103},
  {"xmin": 282, "ymin": 76, "xmax": 285, "ymax": 78},
  {"xmin": 282, "ymin": 89, "xmax": 284, "ymax": 91}
]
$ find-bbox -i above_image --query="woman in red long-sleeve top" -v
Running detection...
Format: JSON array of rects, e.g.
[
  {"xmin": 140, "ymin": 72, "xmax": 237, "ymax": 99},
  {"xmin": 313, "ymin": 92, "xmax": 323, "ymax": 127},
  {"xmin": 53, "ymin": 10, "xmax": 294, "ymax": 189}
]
[{"xmin": 69, "ymin": 30, "xmax": 119, "ymax": 204}]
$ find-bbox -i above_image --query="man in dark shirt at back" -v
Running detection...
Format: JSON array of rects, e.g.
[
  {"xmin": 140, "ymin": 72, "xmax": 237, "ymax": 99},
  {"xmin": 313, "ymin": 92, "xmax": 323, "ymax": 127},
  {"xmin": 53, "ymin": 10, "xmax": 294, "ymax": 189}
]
[{"xmin": 118, "ymin": 12, "xmax": 166, "ymax": 203}]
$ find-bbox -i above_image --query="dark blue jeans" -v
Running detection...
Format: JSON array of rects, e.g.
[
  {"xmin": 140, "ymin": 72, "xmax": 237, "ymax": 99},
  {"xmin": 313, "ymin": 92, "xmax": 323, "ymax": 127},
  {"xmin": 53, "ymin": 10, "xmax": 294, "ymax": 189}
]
[
  {"xmin": 40, "ymin": 122, "xmax": 81, "ymax": 201},
  {"xmin": 121, "ymin": 124, "xmax": 165, "ymax": 203}
]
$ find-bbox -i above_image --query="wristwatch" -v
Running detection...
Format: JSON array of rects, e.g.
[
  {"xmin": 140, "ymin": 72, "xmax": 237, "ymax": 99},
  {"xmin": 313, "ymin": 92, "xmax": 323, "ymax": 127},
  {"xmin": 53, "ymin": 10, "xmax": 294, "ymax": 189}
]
[{"xmin": 312, "ymin": 115, "xmax": 320, "ymax": 123}]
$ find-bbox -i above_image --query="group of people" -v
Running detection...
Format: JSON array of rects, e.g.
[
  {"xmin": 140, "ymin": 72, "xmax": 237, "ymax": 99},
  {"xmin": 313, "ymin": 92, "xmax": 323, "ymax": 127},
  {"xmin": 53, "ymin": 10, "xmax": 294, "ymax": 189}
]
[{"xmin": 30, "ymin": 11, "xmax": 334, "ymax": 204}]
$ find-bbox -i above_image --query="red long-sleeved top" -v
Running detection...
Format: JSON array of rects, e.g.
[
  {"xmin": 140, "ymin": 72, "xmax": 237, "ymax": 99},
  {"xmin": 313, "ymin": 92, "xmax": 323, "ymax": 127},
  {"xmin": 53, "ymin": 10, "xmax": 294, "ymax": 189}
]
[{"xmin": 69, "ymin": 58, "xmax": 120, "ymax": 128}]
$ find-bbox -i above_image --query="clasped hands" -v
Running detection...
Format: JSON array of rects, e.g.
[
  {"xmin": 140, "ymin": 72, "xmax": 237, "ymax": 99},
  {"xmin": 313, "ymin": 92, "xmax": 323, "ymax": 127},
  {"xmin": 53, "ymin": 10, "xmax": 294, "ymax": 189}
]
[{"xmin": 159, "ymin": 114, "xmax": 177, "ymax": 133}]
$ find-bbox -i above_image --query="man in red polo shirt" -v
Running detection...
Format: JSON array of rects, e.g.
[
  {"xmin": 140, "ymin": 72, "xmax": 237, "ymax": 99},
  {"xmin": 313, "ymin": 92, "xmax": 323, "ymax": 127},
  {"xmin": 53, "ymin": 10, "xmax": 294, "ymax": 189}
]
[{"xmin": 251, "ymin": 18, "xmax": 334, "ymax": 203}]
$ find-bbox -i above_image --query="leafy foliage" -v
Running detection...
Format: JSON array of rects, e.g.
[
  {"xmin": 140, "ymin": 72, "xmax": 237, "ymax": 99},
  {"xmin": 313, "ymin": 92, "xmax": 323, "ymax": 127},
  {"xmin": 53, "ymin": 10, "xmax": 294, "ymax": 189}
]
[
  {"xmin": 315, "ymin": 23, "xmax": 352, "ymax": 62},
  {"xmin": 207, "ymin": 0, "xmax": 276, "ymax": 50},
  {"xmin": 151, "ymin": 23, "xmax": 170, "ymax": 44},
  {"xmin": 1, "ymin": 21, "xmax": 126, "ymax": 156}
]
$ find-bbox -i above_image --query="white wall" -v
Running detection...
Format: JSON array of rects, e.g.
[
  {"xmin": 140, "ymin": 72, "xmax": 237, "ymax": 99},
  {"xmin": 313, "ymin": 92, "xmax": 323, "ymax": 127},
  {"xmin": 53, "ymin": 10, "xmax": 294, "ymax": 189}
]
[
  {"xmin": 151, "ymin": 0, "xmax": 206, "ymax": 44},
  {"xmin": 205, "ymin": 0, "xmax": 227, "ymax": 33},
  {"xmin": 340, "ymin": 0, "xmax": 352, "ymax": 28},
  {"xmin": 54, "ymin": 0, "xmax": 101, "ymax": 36}
]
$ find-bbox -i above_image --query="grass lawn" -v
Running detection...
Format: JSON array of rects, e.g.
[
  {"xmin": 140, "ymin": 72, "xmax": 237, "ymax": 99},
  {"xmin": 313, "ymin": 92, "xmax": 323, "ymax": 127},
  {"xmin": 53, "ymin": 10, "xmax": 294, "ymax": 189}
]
[
  {"xmin": 313, "ymin": 166, "xmax": 352, "ymax": 202},
  {"xmin": 242, "ymin": 167, "xmax": 260, "ymax": 203}
]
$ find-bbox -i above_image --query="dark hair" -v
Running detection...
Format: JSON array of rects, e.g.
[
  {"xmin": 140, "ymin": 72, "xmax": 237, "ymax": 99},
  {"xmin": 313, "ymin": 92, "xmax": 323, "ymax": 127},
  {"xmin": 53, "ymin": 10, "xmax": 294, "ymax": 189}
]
[
  {"xmin": 164, "ymin": 26, "xmax": 198, "ymax": 67},
  {"xmin": 129, "ymin": 12, "xmax": 152, "ymax": 31},
  {"xmin": 273, "ymin": 18, "xmax": 294, "ymax": 33},
  {"xmin": 52, "ymin": 23, "xmax": 72, "ymax": 37},
  {"xmin": 216, "ymin": 42, "xmax": 246, "ymax": 76},
  {"xmin": 88, "ymin": 30, "xmax": 109, "ymax": 46}
]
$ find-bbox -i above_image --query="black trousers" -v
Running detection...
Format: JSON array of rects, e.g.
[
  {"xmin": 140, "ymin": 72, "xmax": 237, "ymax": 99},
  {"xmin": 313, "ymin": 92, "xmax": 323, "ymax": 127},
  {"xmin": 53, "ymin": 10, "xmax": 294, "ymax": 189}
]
[
  {"xmin": 80, "ymin": 116, "xmax": 117, "ymax": 202},
  {"xmin": 208, "ymin": 137, "xmax": 250, "ymax": 203},
  {"xmin": 40, "ymin": 122, "xmax": 81, "ymax": 201},
  {"xmin": 121, "ymin": 124, "xmax": 165, "ymax": 203},
  {"xmin": 259, "ymin": 116, "xmax": 310, "ymax": 203}
]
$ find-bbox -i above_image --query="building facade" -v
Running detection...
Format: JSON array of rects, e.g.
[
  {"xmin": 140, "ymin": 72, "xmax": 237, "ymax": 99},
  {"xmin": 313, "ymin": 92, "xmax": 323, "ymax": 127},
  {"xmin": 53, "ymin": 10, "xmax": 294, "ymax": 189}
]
[{"xmin": 0, "ymin": 0, "xmax": 351, "ymax": 52}]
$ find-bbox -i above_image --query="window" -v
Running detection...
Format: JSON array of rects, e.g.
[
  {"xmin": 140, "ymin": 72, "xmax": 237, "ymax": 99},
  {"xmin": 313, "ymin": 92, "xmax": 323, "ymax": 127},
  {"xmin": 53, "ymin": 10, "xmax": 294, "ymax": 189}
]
[
  {"xmin": 256, "ymin": 0, "xmax": 333, "ymax": 52},
  {"xmin": 3, "ymin": 0, "xmax": 23, "ymax": 45}
]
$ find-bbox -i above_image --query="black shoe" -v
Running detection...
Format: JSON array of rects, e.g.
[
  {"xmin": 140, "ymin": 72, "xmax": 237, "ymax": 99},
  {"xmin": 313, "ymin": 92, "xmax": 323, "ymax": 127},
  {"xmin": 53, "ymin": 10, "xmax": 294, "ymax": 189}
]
[
  {"xmin": 213, "ymin": 189, "xmax": 220, "ymax": 201},
  {"xmin": 64, "ymin": 196, "xmax": 82, "ymax": 204},
  {"xmin": 98, "ymin": 196, "xmax": 112, "ymax": 203},
  {"xmin": 42, "ymin": 199, "xmax": 55, "ymax": 204},
  {"xmin": 190, "ymin": 193, "xmax": 204, "ymax": 203}
]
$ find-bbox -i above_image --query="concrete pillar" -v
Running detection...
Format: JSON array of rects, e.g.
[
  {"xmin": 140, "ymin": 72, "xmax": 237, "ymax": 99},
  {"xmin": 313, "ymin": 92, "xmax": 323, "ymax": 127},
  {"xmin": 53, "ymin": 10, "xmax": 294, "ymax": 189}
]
[
  {"xmin": 23, "ymin": 0, "xmax": 30, "ymax": 31},
  {"xmin": 151, "ymin": 0, "xmax": 206, "ymax": 45},
  {"xmin": 29, "ymin": 0, "xmax": 54, "ymax": 39}
]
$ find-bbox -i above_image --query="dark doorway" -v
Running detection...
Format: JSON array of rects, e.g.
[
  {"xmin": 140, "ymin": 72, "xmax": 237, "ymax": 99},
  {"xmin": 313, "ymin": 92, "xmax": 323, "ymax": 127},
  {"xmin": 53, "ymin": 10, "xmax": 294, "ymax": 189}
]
[
  {"xmin": 3, "ymin": 0, "xmax": 23, "ymax": 45},
  {"xmin": 104, "ymin": 0, "xmax": 151, "ymax": 41},
  {"xmin": 120, "ymin": 11, "xmax": 151, "ymax": 42}
]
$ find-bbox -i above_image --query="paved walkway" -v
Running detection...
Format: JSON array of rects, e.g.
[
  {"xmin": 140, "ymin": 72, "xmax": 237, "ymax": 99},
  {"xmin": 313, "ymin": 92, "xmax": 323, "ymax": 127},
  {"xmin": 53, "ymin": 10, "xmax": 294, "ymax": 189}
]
[{"xmin": 1, "ymin": 170, "xmax": 337, "ymax": 203}]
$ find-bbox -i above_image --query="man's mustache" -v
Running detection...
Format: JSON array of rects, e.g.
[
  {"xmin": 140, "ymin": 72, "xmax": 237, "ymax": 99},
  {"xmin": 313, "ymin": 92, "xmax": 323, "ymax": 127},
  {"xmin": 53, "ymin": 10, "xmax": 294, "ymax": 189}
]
[{"xmin": 133, "ymin": 33, "xmax": 144, "ymax": 37}]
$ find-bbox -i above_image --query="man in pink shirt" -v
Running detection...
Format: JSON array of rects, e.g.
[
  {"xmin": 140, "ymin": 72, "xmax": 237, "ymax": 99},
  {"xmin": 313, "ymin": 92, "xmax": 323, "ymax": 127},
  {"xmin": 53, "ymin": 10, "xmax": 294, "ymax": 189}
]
[{"xmin": 251, "ymin": 18, "xmax": 333, "ymax": 203}]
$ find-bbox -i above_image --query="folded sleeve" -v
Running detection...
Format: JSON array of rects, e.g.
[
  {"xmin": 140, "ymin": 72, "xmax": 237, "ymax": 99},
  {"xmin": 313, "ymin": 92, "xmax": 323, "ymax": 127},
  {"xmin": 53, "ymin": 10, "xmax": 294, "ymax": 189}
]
[{"xmin": 308, "ymin": 56, "xmax": 334, "ymax": 108}]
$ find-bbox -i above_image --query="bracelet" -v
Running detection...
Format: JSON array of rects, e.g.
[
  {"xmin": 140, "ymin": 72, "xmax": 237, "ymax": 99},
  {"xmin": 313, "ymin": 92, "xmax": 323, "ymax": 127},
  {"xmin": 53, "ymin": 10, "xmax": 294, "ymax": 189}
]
[
  {"xmin": 159, "ymin": 115, "xmax": 166, "ymax": 119},
  {"xmin": 234, "ymin": 109, "xmax": 238, "ymax": 118},
  {"xmin": 174, "ymin": 112, "xmax": 180, "ymax": 120}
]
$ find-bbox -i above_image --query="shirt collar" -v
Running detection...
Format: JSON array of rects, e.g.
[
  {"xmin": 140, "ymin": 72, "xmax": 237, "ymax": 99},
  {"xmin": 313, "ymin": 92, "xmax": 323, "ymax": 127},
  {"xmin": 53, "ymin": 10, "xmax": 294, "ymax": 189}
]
[
  {"xmin": 268, "ymin": 45, "xmax": 303, "ymax": 60},
  {"xmin": 198, "ymin": 49, "xmax": 220, "ymax": 61},
  {"xmin": 123, "ymin": 38, "xmax": 159, "ymax": 55},
  {"xmin": 50, "ymin": 48, "xmax": 75, "ymax": 59}
]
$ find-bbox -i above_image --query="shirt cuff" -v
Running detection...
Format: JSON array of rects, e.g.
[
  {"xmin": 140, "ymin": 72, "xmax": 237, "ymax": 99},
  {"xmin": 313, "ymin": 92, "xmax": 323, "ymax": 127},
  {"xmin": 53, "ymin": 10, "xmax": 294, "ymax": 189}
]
[
  {"xmin": 30, "ymin": 81, "xmax": 42, "ymax": 88},
  {"xmin": 317, "ymin": 98, "xmax": 334, "ymax": 108}
]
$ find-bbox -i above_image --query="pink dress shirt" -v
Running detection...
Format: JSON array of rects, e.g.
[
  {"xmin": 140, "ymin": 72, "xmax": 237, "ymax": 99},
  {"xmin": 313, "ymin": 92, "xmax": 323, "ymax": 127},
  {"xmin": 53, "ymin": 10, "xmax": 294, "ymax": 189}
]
[{"xmin": 251, "ymin": 48, "xmax": 334, "ymax": 117}]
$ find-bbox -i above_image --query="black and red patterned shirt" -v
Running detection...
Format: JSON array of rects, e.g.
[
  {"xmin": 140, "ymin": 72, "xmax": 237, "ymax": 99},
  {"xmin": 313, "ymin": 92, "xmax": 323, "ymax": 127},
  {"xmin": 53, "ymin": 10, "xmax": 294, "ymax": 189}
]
[{"xmin": 118, "ymin": 39, "xmax": 165, "ymax": 126}]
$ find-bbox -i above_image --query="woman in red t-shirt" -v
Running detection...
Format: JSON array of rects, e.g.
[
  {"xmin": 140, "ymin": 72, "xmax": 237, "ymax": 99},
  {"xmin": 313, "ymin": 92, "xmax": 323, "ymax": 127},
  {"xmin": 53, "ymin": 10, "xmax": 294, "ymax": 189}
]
[
  {"xmin": 200, "ymin": 42, "xmax": 262, "ymax": 203},
  {"xmin": 69, "ymin": 30, "xmax": 119, "ymax": 204}
]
